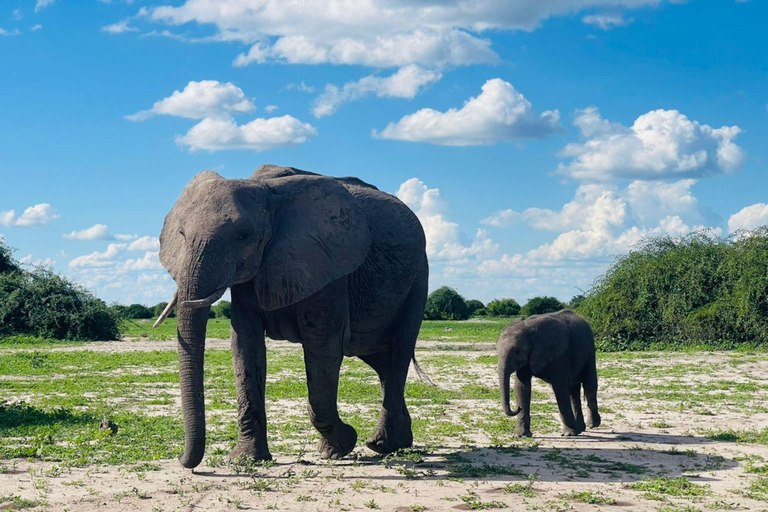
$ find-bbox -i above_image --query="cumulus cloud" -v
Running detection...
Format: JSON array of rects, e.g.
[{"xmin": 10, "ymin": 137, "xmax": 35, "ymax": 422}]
[
  {"xmin": 141, "ymin": 0, "xmax": 675, "ymax": 69},
  {"xmin": 130, "ymin": 80, "xmax": 316, "ymax": 152},
  {"xmin": 0, "ymin": 28, "xmax": 22, "ymax": 37},
  {"xmin": 312, "ymin": 65, "xmax": 441, "ymax": 118},
  {"xmin": 176, "ymin": 115, "xmax": 316, "ymax": 152},
  {"xmin": 127, "ymin": 80, "xmax": 255, "ymax": 121},
  {"xmin": 558, "ymin": 107, "xmax": 746, "ymax": 181},
  {"xmin": 1, "ymin": 204, "xmax": 59, "ymax": 227},
  {"xmin": 127, "ymin": 236, "xmax": 160, "ymax": 251},
  {"xmin": 582, "ymin": 13, "xmax": 633, "ymax": 30},
  {"xmin": 396, "ymin": 178, "xmax": 497, "ymax": 264},
  {"xmin": 728, "ymin": 204, "xmax": 768, "ymax": 233},
  {"xmin": 69, "ymin": 243, "xmax": 126, "ymax": 268},
  {"xmin": 375, "ymin": 79, "xmax": 561, "ymax": 145},
  {"xmin": 63, "ymin": 224, "xmax": 112, "ymax": 241},
  {"xmin": 264, "ymin": 105, "xmax": 279, "ymax": 113}
]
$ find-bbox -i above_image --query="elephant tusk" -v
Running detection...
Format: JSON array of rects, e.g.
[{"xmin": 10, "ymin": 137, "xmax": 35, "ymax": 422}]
[
  {"xmin": 182, "ymin": 287, "xmax": 227, "ymax": 309},
  {"xmin": 153, "ymin": 292, "xmax": 177, "ymax": 328}
]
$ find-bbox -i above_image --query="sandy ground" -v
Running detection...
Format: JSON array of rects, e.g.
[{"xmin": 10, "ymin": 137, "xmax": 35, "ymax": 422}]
[{"xmin": 1, "ymin": 340, "xmax": 767, "ymax": 512}]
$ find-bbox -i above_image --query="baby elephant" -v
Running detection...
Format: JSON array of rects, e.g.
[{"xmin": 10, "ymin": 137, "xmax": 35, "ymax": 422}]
[{"xmin": 497, "ymin": 309, "xmax": 601, "ymax": 437}]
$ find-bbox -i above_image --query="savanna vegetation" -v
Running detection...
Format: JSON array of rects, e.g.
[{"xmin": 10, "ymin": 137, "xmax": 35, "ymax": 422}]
[{"xmin": 578, "ymin": 229, "xmax": 768, "ymax": 351}]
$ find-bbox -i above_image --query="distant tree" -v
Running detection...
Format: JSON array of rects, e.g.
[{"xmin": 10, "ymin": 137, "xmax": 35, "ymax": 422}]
[
  {"xmin": 153, "ymin": 301, "xmax": 176, "ymax": 319},
  {"xmin": 212, "ymin": 301, "xmax": 232, "ymax": 319},
  {"xmin": 568, "ymin": 294, "xmax": 586, "ymax": 310},
  {"xmin": 521, "ymin": 296, "xmax": 565, "ymax": 317},
  {"xmin": 475, "ymin": 308, "xmax": 487, "ymax": 316},
  {"xmin": 465, "ymin": 299, "xmax": 485, "ymax": 315},
  {"xmin": 0, "ymin": 242, "xmax": 19, "ymax": 274},
  {"xmin": 424, "ymin": 286, "xmax": 470, "ymax": 320},
  {"xmin": 124, "ymin": 304, "xmax": 153, "ymax": 319},
  {"xmin": 486, "ymin": 298, "xmax": 521, "ymax": 317}
]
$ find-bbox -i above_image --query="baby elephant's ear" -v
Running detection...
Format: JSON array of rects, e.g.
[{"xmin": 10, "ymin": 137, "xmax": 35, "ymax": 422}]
[
  {"xmin": 529, "ymin": 318, "xmax": 570, "ymax": 374},
  {"xmin": 255, "ymin": 175, "xmax": 371, "ymax": 311}
]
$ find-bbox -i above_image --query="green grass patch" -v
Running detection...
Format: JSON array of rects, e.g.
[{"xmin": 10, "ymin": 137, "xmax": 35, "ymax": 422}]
[
  {"xmin": 706, "ymin": 428, "xmax": 768, "ymax": 444},
  {"xmin": 626, "ymin": 477, "xmax": 710, "ymax": 497}
]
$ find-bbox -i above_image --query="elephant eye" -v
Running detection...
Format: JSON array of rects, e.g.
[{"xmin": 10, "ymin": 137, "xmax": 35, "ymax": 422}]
[{"xmin": 235, "ymin": 232, "xmax": 250, "ymax": 241}]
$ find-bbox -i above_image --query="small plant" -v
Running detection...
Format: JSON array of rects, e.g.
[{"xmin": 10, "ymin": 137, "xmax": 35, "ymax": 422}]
[
  {"xmin": 363, "ymin": 498, "xmax": 380, "ymax": 509},
  {"xmin": 626, "ymin": 477, "xmax": 710, "ymax": 497},
  {"xmin": 566, "ymin": 490, "xmax": 616, "ymax": 505},
  {"xmin": 459, "ymin": 491, "xmax": 506, "ymax": 510}
]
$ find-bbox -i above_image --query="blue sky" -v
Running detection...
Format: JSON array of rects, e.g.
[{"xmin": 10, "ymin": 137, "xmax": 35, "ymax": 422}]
[{"xmin": 1, "ymin": 0, "xmax": 766, "ymax": 306}]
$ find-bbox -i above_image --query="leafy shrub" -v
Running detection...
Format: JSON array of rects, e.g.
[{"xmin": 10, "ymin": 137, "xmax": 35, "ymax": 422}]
[
  {"xmin": 212, "ymin": 301, "xmax": 232, "ymax": 319},
  {"xmin": 578, "ymin": 229, "xmax": 768, "ymax": 350},
  {"xmin": 475, "ymin": 308, "xmax": 487, "ymax": 316},
  {"xmin": 153, "ymin": 301, "xmax": 176, "ymax": 319},
  {"xmin": 0, "ymin": 245, "xmax": 120, "ymax": 341},
  {"xmin": 124, "ymin": 304, "xmax": 153, "ymax": 319},
  {"xmin": 568, "ymin": 295, "xmax": 586, "ymax": 309},
  {"xmin": 424, "ymin": 286, "xmax": 470, "ymax": 320},
  {"xmin": 465, "ymin": 299, "xmax": 485, "ymax": 315},
  {"xmin": 521, "ymin": 296, "xmax": 564, "ymax": 316},
  {"xmin": 486, "ymin": 298, "xmax": 521, "ymax": 317}
]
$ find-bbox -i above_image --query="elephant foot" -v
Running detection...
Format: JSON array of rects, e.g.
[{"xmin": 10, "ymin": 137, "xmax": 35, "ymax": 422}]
[
  {"xmin": 587, "ymin": 413, "xmax": 601, "ymax": 429},
  {"xmin": 318, "ymin": 422, "xmax": 358, "ymax": 460},
  {"xmin": 228, "ymin": 441, "xmax": 272, "ymax": 463},
  {"xmin": 576, "ymin": 420, "xmax": 587, "ymax": 432},
  {"xmin": 513, "ymin": 427, "xmax": 532, "ymax": 438},
  {"xmin": 365, "ymin": 411, "xmax": 413, "ymax": 455},
  {"xmin": 561, "ymin": 427, "xmax": 581, "ymax": 437}
]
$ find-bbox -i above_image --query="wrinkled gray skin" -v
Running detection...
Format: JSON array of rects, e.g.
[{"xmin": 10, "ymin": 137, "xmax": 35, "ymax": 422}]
[
  {"xmin": 497, "ymin": 310, "xmax": 601, "ymax": 437},
  {"xmin": 159, "ymin": 165, "xmax": 428, "ymax": 469}
]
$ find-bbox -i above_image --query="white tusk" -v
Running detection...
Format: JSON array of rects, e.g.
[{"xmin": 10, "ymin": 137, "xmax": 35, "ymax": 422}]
[
  {"xmin": 182, "ymin": 287, "xmax": 227, "ymax": 309},
  {"xmin": 153, "ymin": 292, "xmax": 177, "ymax": 329}
]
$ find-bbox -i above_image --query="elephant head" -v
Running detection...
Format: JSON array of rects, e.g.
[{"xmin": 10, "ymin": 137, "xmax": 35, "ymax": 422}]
[
  {"xmin": 497, "ymin": 316, "xmax": 568, "ymax": 417},
  {"xmin": 156, "ymin": 170, "xmax": 371, "ymax": 468}
]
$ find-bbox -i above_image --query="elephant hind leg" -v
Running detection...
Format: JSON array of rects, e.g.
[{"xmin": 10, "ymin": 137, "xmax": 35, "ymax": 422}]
[
  {"xmin": 360, "ymin": 349, "xmax": 413, "ymax": 455},
  {"xmin": 583, "ymin": 358, "xmax": 601, "ymax": 429},
  {"xmin": 569, "ymin": 383, "xmax": 586, "ymax": 433}
]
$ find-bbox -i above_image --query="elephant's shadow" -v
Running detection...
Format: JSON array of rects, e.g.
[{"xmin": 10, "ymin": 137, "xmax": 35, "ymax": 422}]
[{"xmin": 201, "ymin": 432, "xmax": 738, "ymax": 484}]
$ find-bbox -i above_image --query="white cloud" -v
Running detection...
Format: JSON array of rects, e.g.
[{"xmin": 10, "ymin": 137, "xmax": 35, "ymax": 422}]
[
  {"xmin": 264, "ymin": 105, "xmax": 279, "ymax": 113},
  {"xmin": 396, "ymin": 178, "xmax": 498, "ymax": 264},
  {"xmin": 127, "ymin": 236, "xmax": 160, "ymax": 251},
  {"xmin": 69, "ymin": 243, "xmax": 126, "ymax": 268},
  {"xmin": 0, "ymin": 210, "xmax": 15, "ymax": 227},
  {"xmin": 11, "ymin": 9, "xmax": 22, "ymax": 21},
  {"xmin": 0, "ymin": 28, "xmax": 21, "ymax": 37},
  {"xmin": 176, "ymin": 115, "xmax": 317, "ymax": 152},
  {"xmin": 142, "ymin": 0, "xmax": 675, "ymax": 69},
  {"xmin": 115, "ymin": 233, "xmax": 139, "ymax": 241},
  {"xmin": 285, "ymin": 81, "xmax": 315, "ymax": 94},
  {"xmin": 130, "ymin": 80, "xmax": 316, "ymax": 152},
  {"xmin": 582, "ymin": 13, "xmax": 633, "ymax": 30},
  {"xmin": 102, "ymin": 20, "xmax": 138, "ymax": 34},
  {"xmin": 128, "ymin": 80, "xmax": 255, "ymax": 121},
  {"xmin": 124, "ymin": 251, "xmax": 163, "ymax": 270},
  {"xmin": 35, "ymin": 0, "xmax": 55, "ymax": 13},
  {"xmin": 31, "ymin": 24, "xmax": 42, "ymax": 31},
  {"xmin": 374, "ymin": 79, "xmax": 561, "ymax": 145},
  {"xmin": 558, "ymin": 107, "xmax": 746, "ymax": 181},
  {"xmin": 63, "ymin": 224, "xmax": 112, "ymax": 241},
  {"xmin": 312, "ymin": 65, "xmax": 441, "ymax": 118},
  {"xmin": 1, "ymin": 204, "xmax": 60, "ymax": 227},
  {"xmin": 728, "ymin": 204, "xmax": 768, "ymax": 233},
  {"xmin": 19, "ymin": 255, "xmax": 55, "ymax": 268}
]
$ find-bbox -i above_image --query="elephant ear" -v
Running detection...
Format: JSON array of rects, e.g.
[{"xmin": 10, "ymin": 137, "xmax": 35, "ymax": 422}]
[
  {"xmin": 255, "ymin": 175, "xmax": 371, "ymax": 311},
  {"xmin": 529, "ymin": 318, "xmax": 570, "ymax": 374}
]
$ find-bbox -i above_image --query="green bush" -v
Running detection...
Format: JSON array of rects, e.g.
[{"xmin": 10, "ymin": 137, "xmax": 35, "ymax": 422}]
[
  {"xmin": 153, "ymin": 301, "xmax": 176, "ymax": 319},
  {"xmin": 211, "ymin": 301, "xmax": 232, "ymax": 319},
  {"xmin": 568, "ymin": 295, "xmax": 586, "ymax": 309},
  {"xmin": 486, "ymin": 298, "xmax": 521, "ymax": 317},
  {"xmin": 124, "ymin": 304, "xmax": 153, "ymax": 319},
  {"xmin": 424, "ymin": 286, "xmax": 470, "ymax": 320},
  {"xmin": 521, "ymin": 296, "xmax": 564, "ymax": 316},
  {"xmin": 465, "ymin": 299, "xmax": 485, "ymax": 315},
  {"xmin": 0, "ymin": 246, "xmax": 120, "ymax": 341},
  {"xmin": 577, "ymin": 228, "xmax": 768, "ymax": 350}
]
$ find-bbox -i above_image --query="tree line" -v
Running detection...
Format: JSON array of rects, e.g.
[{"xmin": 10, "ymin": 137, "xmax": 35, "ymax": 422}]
[{"xmin": 423, "ymin": 286, "xmax": 576, "ymax": 320}]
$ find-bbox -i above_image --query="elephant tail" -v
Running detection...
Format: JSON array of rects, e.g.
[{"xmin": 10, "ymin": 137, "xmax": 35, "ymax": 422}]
[{"xmin": 412, "ymin": 356, "xmax": 436, "ymax": 386}]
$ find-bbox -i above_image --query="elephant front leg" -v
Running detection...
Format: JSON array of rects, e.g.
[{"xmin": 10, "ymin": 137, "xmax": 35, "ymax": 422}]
[
  {"xmin": 583, "ymin": 358, "xmax": 601, "ymax": 429},
  {"xmin": 303, "ymin": 349, "xmax": 358, "ymax": 459},
  {"xmin": 229, "ymin": 283, "xmax": 271, "ymax": 462},
  {"xmin": 514, "ymin": 369, "xmax": 533, "ymax": 437}
]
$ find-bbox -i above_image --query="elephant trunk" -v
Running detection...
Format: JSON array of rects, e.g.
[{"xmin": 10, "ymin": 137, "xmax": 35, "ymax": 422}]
[
  {"xmin": 176, "ymin": 300, "xmax": 209, "ymax": 469},
  {"xmin": 499, "ymin": 355, "xmax": 522, "ymax": 417}
]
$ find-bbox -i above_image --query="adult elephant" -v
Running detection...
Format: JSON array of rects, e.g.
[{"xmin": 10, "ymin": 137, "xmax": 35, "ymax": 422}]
[{"xmin": 154, "ymin": 165, "xmax": 428, "ymax": 469}]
